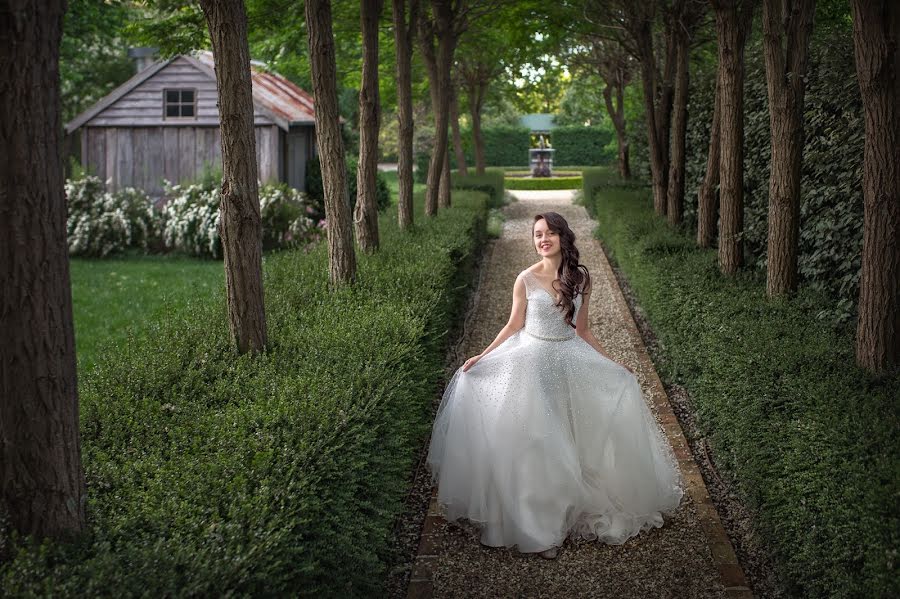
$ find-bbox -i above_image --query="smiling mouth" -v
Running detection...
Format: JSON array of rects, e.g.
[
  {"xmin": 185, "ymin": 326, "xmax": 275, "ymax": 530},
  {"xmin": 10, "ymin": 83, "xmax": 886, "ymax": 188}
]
[{"xmin": 540, "ymin": 244, "xmax": 552, "ymax": 250}]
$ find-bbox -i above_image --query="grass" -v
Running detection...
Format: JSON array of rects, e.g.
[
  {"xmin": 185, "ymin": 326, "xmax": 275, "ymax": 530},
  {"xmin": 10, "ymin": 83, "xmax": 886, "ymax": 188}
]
[
  {"xmin": 590, "ymin": 182, "xmax": 899, "ymax": 598},
  {"xmin": 71, "ymin": 255, "xmax": 223, "ymax": 373}
]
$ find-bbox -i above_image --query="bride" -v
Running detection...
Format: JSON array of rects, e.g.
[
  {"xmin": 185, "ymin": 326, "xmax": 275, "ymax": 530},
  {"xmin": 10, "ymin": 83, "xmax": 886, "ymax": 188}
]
[{"xmin": 426, "ymin": 211, "xmax": 684, "ymax": 559}]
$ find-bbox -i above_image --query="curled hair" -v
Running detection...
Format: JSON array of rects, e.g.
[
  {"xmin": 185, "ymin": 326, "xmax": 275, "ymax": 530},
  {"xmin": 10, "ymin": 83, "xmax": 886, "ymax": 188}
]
[{"xmin": 533, "ymin": 212, "xmax": 591, "ymax": 327}]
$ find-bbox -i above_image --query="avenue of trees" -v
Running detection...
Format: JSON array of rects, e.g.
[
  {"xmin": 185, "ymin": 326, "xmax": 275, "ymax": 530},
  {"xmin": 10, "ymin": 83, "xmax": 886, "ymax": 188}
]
[{"xmin": 1, "ymin": 0, "xmax": 897, "ymax": 561}]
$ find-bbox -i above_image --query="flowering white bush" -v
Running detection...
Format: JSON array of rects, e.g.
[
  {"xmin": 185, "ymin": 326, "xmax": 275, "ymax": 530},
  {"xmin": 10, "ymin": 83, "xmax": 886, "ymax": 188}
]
[
  {"xmin": 65, "ymin": 176, "xmax": 158, "ymax": 257},
  {"xmin": 65, "ymin": 175, "xmax": 322, "ymax": 259},
  {"xmin": 161, "ymin": 180, "xmax": 323, "ymax": 258},
  {"xmin": 160, "ymin": 180, "xmax": 222, "ymax": 258}
]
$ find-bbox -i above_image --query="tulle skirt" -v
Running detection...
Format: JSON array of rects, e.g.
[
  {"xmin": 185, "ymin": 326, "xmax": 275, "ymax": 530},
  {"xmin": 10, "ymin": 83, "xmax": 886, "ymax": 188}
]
[{"xmin": 426, "ymin": 329, "xmax": 684, "ymax": 552}]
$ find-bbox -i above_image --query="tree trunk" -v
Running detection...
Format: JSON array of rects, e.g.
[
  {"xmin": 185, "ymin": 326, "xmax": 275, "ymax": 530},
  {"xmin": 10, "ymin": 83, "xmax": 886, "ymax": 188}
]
[
  {"xmin": 200, "ymin": 0, "xmax": 268, "ymax": 354},
  {"xmin": 418, "ymin": 7, "xmax": 441, "ymax": 216},
  {"xmin": 0, "ymin": 0, "xmax": 87, "ymax": 540},
  {"xmin": 636, "ymin": 24, "xmax": 668, "ymax": 214},
  {"xmin": 713, "ymin": 0, "xmax": 755, "ymax": 275},
  {"xmin": 392, "ymin": 0, "xmax": 417, "ymax": 230},
  {"xmin": 603, "ymin": 74, "xmax": 630, "ymax": 180},
  {"xmin": 469, "ymin": 83, "xmax": 487, "ymax": 175},
  {"xmin": 307, "ymin": 0, "xmax": 357, "ymax": 285},
  {"xmin": 764, "ymin": 0, "xmax": 814, "ymax": 297},
  {"xmin": 355, "ymin": 0, "xmax": 383, "ymax": 253},
  {"xmin": 697, "ymin": 70, "xmax": 722, "ymax": 248},
  {"xmin": 440, "ymin": 143, "xmax": 451, "ymax": 208},
  {"xmin": 449, "ymin": 84, "xmax": 467, "ymax": 176},
  {"xmin": 851, "ymin": 0, "xmax": 900, "ymax": 374},
  {"xmin": 433, "ymin": 0, "xmax": 456, "ymax": 211},
  {"xmin": 667, "ymin": 34, "xmax": 690, "ymax": 226}
]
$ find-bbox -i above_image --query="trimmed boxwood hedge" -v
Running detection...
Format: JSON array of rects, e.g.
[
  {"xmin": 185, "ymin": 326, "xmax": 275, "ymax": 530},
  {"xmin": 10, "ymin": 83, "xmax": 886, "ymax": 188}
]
[
  {"xmin": 591, "ymin": 184, "xmax": 899, "ymax": 598},
  {"xmin": 0, "ymin": 191, "xmax": 488, "ymax": 596},
  {"xmin": 504, "ymin": 176, "xmax": 582, "ymax": 191},
  {"xmin": 451, "ymin": 169, "xmax": 505, "ymax": 208},
  {"xmin": 551, "ymin": 126, "xmax": 614, "ymax": 166}
]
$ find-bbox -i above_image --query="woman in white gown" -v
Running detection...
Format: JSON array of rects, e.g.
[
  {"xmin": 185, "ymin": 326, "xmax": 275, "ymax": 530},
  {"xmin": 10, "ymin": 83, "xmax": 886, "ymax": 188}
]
[{"xmin": 426, "ymin": 212, "xmax": 684, "ymax": 559}]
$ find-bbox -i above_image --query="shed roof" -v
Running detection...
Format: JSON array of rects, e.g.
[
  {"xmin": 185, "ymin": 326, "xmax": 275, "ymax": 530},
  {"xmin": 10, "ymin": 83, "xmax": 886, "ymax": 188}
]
[
  {"xmin": 519, "ymin": 113, "xmax": 557, "ymax": 133},
  {"xmin": 66, "ymin": 51, "xmax": 317, "ymax": 133}
]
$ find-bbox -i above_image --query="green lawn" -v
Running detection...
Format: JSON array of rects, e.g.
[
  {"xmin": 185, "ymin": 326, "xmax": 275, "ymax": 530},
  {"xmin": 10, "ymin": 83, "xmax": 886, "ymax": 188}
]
[{"xmin": 70, "ymin": 255, "xmax": 223, "ymax": 373}]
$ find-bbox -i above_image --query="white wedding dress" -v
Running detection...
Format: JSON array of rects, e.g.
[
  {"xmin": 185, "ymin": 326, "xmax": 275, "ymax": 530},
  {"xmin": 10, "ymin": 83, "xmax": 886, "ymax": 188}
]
[{"xmin": 426, "ymin": 269, "xmax": 684, "ymax": 552}]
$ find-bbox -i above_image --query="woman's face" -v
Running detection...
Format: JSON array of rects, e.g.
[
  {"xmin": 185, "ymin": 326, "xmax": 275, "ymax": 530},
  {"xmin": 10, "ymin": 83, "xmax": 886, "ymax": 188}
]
[{"xmin": 533, "ymin": 218, "xmax": 561, "ymax": 258}]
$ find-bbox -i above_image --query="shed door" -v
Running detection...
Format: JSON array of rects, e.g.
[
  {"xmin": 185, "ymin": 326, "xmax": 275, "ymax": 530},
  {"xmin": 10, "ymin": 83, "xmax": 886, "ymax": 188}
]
[{"xmin": 286, "ymin": 127, "xmax": 309, "ymax": 191}]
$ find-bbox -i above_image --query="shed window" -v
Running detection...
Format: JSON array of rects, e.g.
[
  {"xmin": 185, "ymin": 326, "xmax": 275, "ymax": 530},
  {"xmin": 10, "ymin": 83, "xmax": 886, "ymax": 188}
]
[{"xmin": 164, "ymin": 89, "xmax": 196, "ymax": 118}]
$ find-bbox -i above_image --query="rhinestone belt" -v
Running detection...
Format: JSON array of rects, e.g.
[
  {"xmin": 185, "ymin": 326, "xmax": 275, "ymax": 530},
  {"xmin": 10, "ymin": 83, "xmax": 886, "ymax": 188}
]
[{"xmin": 524, "ymin": 329, "xmax": 577, "ymax": 342}]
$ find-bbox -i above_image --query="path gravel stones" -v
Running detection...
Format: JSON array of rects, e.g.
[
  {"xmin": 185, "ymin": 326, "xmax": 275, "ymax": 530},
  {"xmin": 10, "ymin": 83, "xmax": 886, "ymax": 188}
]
[{"xmin": 405, "ymin": 190, "xmax": 752, "ymax": 598}]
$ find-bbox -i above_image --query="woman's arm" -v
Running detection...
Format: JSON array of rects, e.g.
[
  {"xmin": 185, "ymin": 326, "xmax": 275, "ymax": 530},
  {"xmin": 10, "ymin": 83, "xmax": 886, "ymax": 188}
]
[
  {"xmin": 574, "ymin": 288, "xmax": 635, "ymax": 374},
  {"xmin": 463, "ymin": 273, "xmax": 527, "ymax": 371}
]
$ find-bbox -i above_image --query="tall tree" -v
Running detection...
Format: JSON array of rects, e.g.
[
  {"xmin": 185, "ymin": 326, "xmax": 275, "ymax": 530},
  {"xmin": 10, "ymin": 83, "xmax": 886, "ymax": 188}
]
[
  {"xmin": 355, "ymin": 0, "xmax": 383, "ymax": 253},
  {"xmin": 0, "ymin": 0, "xmax": 87, "ymax": 539},
  {"xmin": 666, "ymin": 0, "xmax": 706, "ymax": 225},
  {"xmin": 417, "ymin": 0, "xmax": 459, "ymax": 215},
  {"xmin": 697, "ymin": 70, "xmax": 722, "ymax": 247},
  {"xmin": 585, "ymin": 0, "xmax": 679, "ymax": 214},
  {"xmin": 710, "ymin": 0, "xmax": 755, "ymax": 275},
  {"xmin": 850, "ymin": 0, "xmax": 900, "ymax": 374},
  {"xmin": 199, "ymin": 0, "xmax": 268, "ymax": 353},
  {"xmin": 392, "ymin": 0, "xmax": 419, "ymax": 230},
  {"xmin": 449, "ymin": 83, "xmax": 468, "ymax": 176},
  {"xmin": 763, "ymin": 0, "xmax": 815, "ymax": 296},
  {"xmin": 307, "ymin": 0, "xmax": 357, "ymax": 285}
]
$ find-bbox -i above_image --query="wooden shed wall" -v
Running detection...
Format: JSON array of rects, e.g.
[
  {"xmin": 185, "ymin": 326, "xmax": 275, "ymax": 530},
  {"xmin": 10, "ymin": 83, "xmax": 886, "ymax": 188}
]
[
  {"xmin": 83, "ymin": 125, "xmax": 282, "ymax": 196},
  {"xmin": 87, "ymin": 56, "xmax": 275, "ymax": 127}
]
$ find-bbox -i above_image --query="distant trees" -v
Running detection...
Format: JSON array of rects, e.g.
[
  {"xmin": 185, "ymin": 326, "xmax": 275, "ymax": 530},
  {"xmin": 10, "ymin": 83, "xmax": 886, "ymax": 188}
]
[{"xmin": 1, "ymin": 0, "xmax": 87, "ymax": 540}]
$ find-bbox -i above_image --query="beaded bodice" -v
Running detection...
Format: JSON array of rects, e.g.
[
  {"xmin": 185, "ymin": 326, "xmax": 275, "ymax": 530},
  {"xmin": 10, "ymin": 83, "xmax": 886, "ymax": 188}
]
[{"xmin": 521, "ymin": 270, "xmax": 581, "ymax": 341}]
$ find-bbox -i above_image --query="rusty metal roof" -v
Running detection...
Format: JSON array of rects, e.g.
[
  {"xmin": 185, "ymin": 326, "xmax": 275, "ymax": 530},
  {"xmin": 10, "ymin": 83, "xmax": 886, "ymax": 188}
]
[{"xmin": 195, "ymin": 51, "xmax": 315, "ymax": 127}]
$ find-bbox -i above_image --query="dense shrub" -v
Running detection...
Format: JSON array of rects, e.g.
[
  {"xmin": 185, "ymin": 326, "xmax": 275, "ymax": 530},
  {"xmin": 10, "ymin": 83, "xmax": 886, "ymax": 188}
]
[
  {"xmin": 159, "ymin": 180, "xmax": 222, "ymax": 258},
  {"xmin": 593, "ymin": 185, "xmax": 899, "ymax": 598},
  {"xmin": 1, "ymin": 191, "xmax": 489, "ymax": 596},
  {"xmin": 451, "ymin": 169, "xmax": 505, "ymax": 208},
  {"xmin": 66, "ymin": 176, "xmax": 159, "ymax": 257},
  {"xmin": 305, "ymin": 155, "xmax": 391, "ymax": 218},
  {"xmin": 444, "ymin": 125, "xmax": 532, "ymax": 169},
  {"xmin": 550, "ymin": 126, "xmax": 614, "ymax": 166},
  {"xmin": 504, "ymin": 176, "xmax": 582, "ymax": 191}
]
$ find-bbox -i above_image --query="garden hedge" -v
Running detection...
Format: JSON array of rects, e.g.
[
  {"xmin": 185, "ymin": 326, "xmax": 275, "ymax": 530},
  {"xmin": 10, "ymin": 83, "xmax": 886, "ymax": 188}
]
[
  {"xmin": 504, "ymin": 176, "xmax": 582, "ymax": 191},
  {"xmin": 451, "ymin": 169, "xmax": 505, "ymax": 208},
  {"xmin": 591, "ymin": 184, "xmax": 898, "ymax": 598},
  {"xmin": 0, "ymin": 191, "xmax": 489, "ymax": 596},
  {"xmin": 550, "ymin": 126, "xmax": 614, "ymax": 166}
]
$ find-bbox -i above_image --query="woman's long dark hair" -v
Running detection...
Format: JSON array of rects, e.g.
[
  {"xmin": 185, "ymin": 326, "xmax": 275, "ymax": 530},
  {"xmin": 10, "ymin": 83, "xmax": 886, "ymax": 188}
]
[{"xmin": 533, "ymin": 212, "xmax": 591, "ymax": 327}]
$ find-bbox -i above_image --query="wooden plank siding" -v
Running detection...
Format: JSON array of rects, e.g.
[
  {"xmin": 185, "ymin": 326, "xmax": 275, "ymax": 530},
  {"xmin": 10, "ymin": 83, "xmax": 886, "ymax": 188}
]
[{"xmin": 83, "ymin": 124, "xmax": 283, "ymax": 196}]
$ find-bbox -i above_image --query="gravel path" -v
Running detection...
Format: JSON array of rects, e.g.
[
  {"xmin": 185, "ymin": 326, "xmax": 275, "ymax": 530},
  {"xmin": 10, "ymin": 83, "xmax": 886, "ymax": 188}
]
[{"xmin": 405, "ymin": 190, "xmax": 735, "ymax": 598}]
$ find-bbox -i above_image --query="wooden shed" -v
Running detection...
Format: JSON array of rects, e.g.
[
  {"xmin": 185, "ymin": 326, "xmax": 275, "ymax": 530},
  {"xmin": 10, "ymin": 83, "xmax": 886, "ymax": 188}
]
[{"xmin": 65, "ymin": 51, "xmax": 317, "ymax": 197}]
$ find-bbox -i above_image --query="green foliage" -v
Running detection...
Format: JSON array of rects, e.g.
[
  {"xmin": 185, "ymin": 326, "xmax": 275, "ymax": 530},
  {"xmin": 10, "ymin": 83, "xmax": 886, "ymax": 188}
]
[
  {"xmin": 451, "ymin": 169, "xmax": 506, "ymax": 208},
  {"xmin": 581, "ymin": 167, "xmax": 647, "ymax": 217},
  {"xmin": 504, "ymin": 176, "xmax": 582, "ymax": 190},
  {"xmin": 0, "ymin": 191, "xmax": 489, "ymax": 597},
  {"xmin": 304, "ymin": 156, "xmax": 392, "ymax": 220},
  {"xmin": 593, "ymin": 185, "xmax": 899, "ymax": 598},
  {"xmin": 60, "ymin": 0, "xmax": 135, "ymax": 123},
  {"xmin": 551, "ymin": 126, "xmax": 614, "ymax": 166}
]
